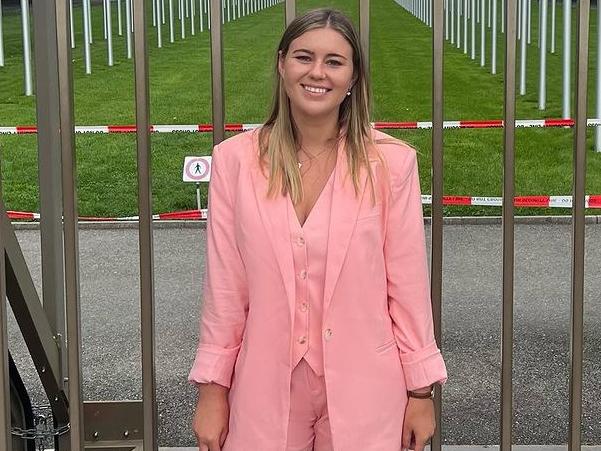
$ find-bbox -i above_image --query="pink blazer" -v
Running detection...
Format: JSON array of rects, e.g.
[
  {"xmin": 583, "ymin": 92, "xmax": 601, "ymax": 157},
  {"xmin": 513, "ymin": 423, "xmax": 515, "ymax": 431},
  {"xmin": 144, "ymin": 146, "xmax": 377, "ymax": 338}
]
[{"xmin": 189, "ymin": 128, "xmax": 447, "ymax": 451}]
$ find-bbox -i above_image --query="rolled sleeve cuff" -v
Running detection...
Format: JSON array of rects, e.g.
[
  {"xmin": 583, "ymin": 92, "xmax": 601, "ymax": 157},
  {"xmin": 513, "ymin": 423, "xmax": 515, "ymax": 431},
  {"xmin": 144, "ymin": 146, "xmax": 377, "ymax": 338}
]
[
  {"xmin": 187, "ymin": 344, "xmax": 241, "ymax": 388},
  {"xmin": 399, "ymin": 341, "xmax": 448, "ymax": 390}
]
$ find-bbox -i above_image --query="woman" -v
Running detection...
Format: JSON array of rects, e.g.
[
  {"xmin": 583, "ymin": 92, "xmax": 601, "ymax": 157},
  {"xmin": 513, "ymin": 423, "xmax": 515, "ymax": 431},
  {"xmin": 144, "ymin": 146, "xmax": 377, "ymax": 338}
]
[{"xmin": 189, "ymin": 8, "xmax": 447, "ymax": 451}]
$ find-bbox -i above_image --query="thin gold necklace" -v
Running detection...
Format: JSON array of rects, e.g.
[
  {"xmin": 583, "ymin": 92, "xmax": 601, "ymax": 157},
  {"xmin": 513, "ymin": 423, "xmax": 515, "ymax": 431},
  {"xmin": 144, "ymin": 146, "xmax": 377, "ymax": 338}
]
[{"xmin": 297, "ymin": 142, "xmax": 336, "ymax": 168}]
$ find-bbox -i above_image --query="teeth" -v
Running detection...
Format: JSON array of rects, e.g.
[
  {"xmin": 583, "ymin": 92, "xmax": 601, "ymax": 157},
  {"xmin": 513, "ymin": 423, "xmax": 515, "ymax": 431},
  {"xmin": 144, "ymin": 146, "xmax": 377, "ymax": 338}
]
[{"xmin": 303, "ymin": 85, "xmax": 328, "ymax": 94}]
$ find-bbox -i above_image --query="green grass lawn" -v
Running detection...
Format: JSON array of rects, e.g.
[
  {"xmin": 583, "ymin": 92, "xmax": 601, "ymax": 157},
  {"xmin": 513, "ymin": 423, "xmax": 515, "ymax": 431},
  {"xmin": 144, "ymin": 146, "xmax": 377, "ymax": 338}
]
[{"xmin": 0, "ymin": 0, "xmax": 601, "ymax": 216}]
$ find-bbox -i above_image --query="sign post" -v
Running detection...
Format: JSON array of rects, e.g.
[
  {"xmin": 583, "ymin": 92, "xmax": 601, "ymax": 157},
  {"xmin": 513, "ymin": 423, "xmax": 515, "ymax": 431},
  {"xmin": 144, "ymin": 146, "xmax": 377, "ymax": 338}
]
[{"xmin": 182, "ymin": 156, "xmax": 212, "ymax": 213}]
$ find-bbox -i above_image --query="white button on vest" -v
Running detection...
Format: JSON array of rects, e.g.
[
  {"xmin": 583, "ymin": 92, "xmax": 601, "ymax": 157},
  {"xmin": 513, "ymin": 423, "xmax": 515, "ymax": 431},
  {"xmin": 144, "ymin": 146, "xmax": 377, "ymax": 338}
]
[
  {"xmin": 298, "ymin": 336, "xmax": 307, "ymax": 344},
  {"xmin": 299, "ymin": 269, "xmax": 307, "ymax": 279},
  {"xmin": 324, "ymin": 329, "xmax": 333, "ymax": 341}
]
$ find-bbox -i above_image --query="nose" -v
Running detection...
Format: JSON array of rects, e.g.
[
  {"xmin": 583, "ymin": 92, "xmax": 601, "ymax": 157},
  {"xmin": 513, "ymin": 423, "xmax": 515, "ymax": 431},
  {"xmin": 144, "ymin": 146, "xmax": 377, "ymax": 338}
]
[{"xmin": 308, "ymin": 61, "xmax": 326, "ymax": 80}]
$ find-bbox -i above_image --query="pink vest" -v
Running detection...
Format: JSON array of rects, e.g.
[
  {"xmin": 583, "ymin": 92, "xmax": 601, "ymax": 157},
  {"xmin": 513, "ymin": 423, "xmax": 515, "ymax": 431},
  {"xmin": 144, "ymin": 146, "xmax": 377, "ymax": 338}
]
[{"xmin": 287, "ymin": 168, "xmax": 336, "ymax": 377}]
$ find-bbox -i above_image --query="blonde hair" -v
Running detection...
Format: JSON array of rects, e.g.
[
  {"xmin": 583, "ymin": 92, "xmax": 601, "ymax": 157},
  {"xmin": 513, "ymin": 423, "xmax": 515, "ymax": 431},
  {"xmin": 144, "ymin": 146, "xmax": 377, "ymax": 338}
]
[{"xmin": 258, "ymin": 8, "xmax": 379, "ymax": 205}]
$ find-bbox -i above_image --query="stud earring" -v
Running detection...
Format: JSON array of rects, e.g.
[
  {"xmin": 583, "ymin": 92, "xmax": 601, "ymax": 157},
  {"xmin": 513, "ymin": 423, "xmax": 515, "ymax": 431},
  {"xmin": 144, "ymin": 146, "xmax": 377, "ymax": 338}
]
[{"xmin": 346, "ymin": 90, "xmax": 351, "ymax": 96}]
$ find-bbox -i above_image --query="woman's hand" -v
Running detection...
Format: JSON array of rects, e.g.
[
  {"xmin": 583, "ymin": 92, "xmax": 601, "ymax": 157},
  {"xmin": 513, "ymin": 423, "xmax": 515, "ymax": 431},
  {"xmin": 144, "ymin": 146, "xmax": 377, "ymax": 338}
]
[
  {"xmin": 192, "ymin": 383, "xmax": 230, "ymax": 451},
  {"xmin": 402, "ymin": 398, "xmax": 436, "ymax": 451}
]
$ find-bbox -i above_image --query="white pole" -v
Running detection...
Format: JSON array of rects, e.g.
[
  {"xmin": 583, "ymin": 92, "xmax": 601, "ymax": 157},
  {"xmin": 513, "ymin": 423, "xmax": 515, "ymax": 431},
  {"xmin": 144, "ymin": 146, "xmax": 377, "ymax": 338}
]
[
  {"xmin": 457, "ymin": 0, "xmax": 461, "ymax": 48},
  {"xmin": 501, "ymin": 0, "xmax": 504, "ymax": 32},
  {"xmin": 88, "ymin": 0, "xmax": 93, "ymax": 44},
  {"xmin": 562, "ymin": 0, "xmax": 571, "ymax": 118},
  {"xmin": 82, "ymin": 0, "xmax": 92, "ymax": 72},
  {"xmin": 451, "ymin": 0, "xmax": 455, "ymax": 43},
  {"xmin": 103, "ymin": 0, "xmax": 108, "ymax": 39},
  {"xmin": 538, "ymin": 0, "xmax": 541, "ymax": 47},
  {"xmin": 20, "ymin": 0, "xmax": 33, "ymax": 96},
  {"xmin": 0, "ymin": 0, "xmax": 4, "ymax": 67},
  {"xmin": 162, "ymin": 0, "xmax": 166, "ymax": 23},
  {"xmin": 186, "ymin": 0, "xmax": 189, "ymax": 17},
  {"xmin": 157, "ymin": 0, "xmax": 163, "ymax": 46},
  {"xmin": 125, "ymin": 0, "xmax": 132, "ymax": 58},
  {"xmin": 464, "ymin": 0, "xmax": 468, "ymax": 53},
  {"xmin": 538, "ymin": 0, "xmax": 547, "ymax": 109},
  {"xmin": 519, "ymin": 0, "xmax": 527, "ymax": 95},
  {"xmin": 106, "ymin": 0, "xmax": 114, "ymax": 66},
  {"xmin": 153, "ymin": 0, "xmax": 157, "ymax": 26},
  {"xmin": 199, "ymin": 0, "xmax": 203, "ymax": 31},
  {"xmin": 487, "ymin": 0, "xmax": 491, "ymax": 26},
  {"xmin": 518, "ymin": 0, "xmax": 521, "ymax": 39},
  {"xmin": 191, "ymin": 0, "xmax": 195, "ymax": 34},
  {"xmin": 550, "ymin": 0, "xmax": 556, "ymax": 53},
  {"xmin": 527, "ymin": 0, "xmax": 531, "ymax": 44},
  {"xmin": 492, "ymin": 0, "xmax": 497, "ymax": 73},
  {"xmin": 237, "ymin": 0, "xmax": 241, "ymax": 18},
  {"xmin": 445, "ymin": 0, "xmax": 449, "ymax": 40},
  {"xmin": 69, "ymin": 0, "xmax": 75, "ymax": 48},
  {"xmin": 596, "ymin": 0, "xmax": 601, "ymax": 150},
  {"xmin": 180, "ymin": 0, "xmax": 185, "ymax": 38},
  {"xmin": 207, "ymin": 0, "xmax": 211, "ymax": 29},
  {"xmin": 117, "ymin": 0, "xmax": 123, "ymax": 35},
  {"xmin": 480, "ymin": 0, "xmax": 485, "ymax": 66},
  {"xmin": 471, "ymin": 0, "xmax": 475, "ymax": 59},
  {"xmin": 169, "ymin": 0, "xmax": 174, "ymax": 42},
  {"xmin": 227, "ymin": 0, "xmax": 231, "ymax": 22}
]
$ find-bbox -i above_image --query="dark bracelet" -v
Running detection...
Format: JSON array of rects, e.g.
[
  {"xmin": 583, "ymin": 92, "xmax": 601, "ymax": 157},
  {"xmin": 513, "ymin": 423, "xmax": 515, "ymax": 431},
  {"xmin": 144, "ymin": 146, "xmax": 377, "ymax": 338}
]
[{"xmin": 408, "ymin": 386, "xmax": 434, "ymax": 399}]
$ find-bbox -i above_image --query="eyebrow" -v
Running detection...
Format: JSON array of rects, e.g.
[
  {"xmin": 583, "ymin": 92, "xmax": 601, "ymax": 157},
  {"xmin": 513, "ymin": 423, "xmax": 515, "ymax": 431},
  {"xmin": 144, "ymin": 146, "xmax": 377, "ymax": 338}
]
[{"xmin": 292, "ymin": 49, "xmax": 348, "ymax": 60}]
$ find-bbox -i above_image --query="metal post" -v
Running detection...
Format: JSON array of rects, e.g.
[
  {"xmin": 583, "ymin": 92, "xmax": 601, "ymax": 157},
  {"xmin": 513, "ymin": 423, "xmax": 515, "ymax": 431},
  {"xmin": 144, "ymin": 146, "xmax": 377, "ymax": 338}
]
[
  {"xmin": 431, "ymin": 0, "xmax": 444, "ymax": 445},
  {"xmin": 106, "ymin": 0, "xmax": 114, "ymax": 66},
  {"xmin": 445, "ymin": 0, "xmax": 449, "ymax": 40},
  {"xmin": 87, "ymin": 0, "xmax": 93, "ymax": 43},
  {"xmin": 132, "ymin": 0, "xmax": 159, "ymax": 445},
  {"xmin": 360, "ymin": 0, "xmax": 370, "ymax": 74},
  {"xmin": 464, "ymin": 0, "xmax": 468, "ymax": 53},
  {"xmin": 200, "ymin": 0, "xmax": 204, "ymax": 31},
  {"xmin": 480, "ymin": 0, "xmax": 485, "ymax": 66},
  {"xmin": 191, "ymin": 0, "xmax": 195, "ymax": 34},
  {"xmin": 0, "ymin": 161, "xmax": 11, "ymax": 451},
  {"xmin": 492, "ymin": 0, "xmax": 497, "ymax": 73},
  {"xmin": 562, "ymin": 0, "xmax": 571, "ymax": 118},
  {"xmin": 500, "ymin": 0, "xmax": 517, "ymax": 448},
  {"xmin": 126, "ymin": 0, "xmax": 132, "ymax": 57},
  {"xmin": 169, "ymin": 0, "xmax": 174, "ymax": 42},
  {"xmin": 471, "ymin": 0, "xmax": 475, "ymax": 58},
  {"xmin": 519, "ymin": 0, "xmax": 527, "ymax": 94},
  {"xmin": 501, "ymin": 0, "xmax": 504, "ymax": 32},
  {"xmin": 69, "ymin": 0, "xmax": 75, "ymax": 48},
  {"xmin": 451, "ymin": 0, "xmax": 454, "ymax": 43},
  {"xmin": 285, "ymin": 0, "xmax": 294, "ymax": 25},
  {"xmin": 568, "ymin": 0, "xmax": 590, "ymax": 446},
  {"xmin": 210, "ymin": 0, "xmax": 225, "ymax": 145},
  {"xmin": 83, "ymin": 0, "xmax": 92, "ymax": 71},
  {"xmin": 118, "ymin": 0, "xmax": 123, "ymax": 35},
  {"xmin": 527, "ymin": 0, "xmax": 531, "ymax": 43},
  {"xmin": 157, "ymin": 0, "xmax": 162, "ymax": 46},
  {"xmin": 538, "ymin": 0, "xmax": 547, "ymax": 109},
  {"xmin": 180, "ymin": 0, "xmax": 185, "ymax": 38},
  {"xmin": 550, "ymin": 0, "xmax": 555, "ymax": 53},
  {"xmin": 457, "ymin": 0, "xmax": 461, "ymax": 48},
  {"xmin": 21, "ymin": 0, "xmax": 33, "ymax": 96},
  {"xmin": 597, "ymin": 0, "xmax": 601, "ymax": 151}
]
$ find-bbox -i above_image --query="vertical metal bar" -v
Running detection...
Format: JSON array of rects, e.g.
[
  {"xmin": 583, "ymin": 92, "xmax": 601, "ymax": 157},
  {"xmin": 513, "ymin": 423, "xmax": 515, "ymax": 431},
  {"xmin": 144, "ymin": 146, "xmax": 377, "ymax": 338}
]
[
  {"xmin": 21, "ymin": 0, "xmax": 33, "ymax": 96},
  {"xmin": 126, "ymin": 0, "xmax": 133, "ymax": 58},
  {"xmin": 359, "ymin": 0, "xmax": 370, "ymax": 77},
  {"xmin": 500, "ymin": 0, "xmax": 517, "ymax": 448},
  {"xmin": 210, "ymin": 0, "xmax": 225, "ymax": 145},
  {"xmin": 569, "ymin": 0, "xmax": 589, "ymax": 448},
  {"xmin": 492, "ymin": 0, "xmax": 497, "ymax": 73},
  {"xmin": 107, "ymin": 0, "xmax": 114, "ymax": 66},
  {"xmin": 32, "ymin": 0, "xmax": 69, "ymax": 407},
  {"xmin": 562, "ymin": 0, "xmax": 571, "ymax": 118},
  {"xmin": 54, "ymin": 0, "xmax": 84, "ymax": 447},
  {"xmin": 0, "ymin": 161, "xmax": 11, "ymax": 451},
  {"xmin": 550, "ymin": 0, "xmax": 555, "ymax": 53},
  {"xmin": 285, "ymin": 0, "xmax": 294, "ymax": 26},
  {"xmin": 431, "ymin": 0, "xmax": 444, "ymax": 445},
  {"xmin": 480, "ymin": 0, "xmax": 485, "ymax": 66},
  {"xmin": 0, "ymin": 0, "xmax": 4, "ymax": 67},
  {"xmin": 132, "ymin": 0, "xmax": 158, "ymax": 447},
  {"xmin": 519, "ymin": 0, "xmax": 527, "ymax": 95},
  {"xmin": 596, "ymin": 0, "xmax": 601, "ymax": 152},
  {"xmin": 538, "ymin": 0, "xmax": 547, "ymax": 109}
]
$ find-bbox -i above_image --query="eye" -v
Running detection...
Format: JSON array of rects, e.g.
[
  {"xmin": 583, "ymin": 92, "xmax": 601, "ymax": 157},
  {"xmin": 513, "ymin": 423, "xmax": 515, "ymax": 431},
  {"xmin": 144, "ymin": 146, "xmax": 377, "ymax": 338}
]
[
  {"xmin": 294, "ymin": 55, "xmax": 311, "ymax": 62},
  {"xmin": 326, "ymin": 59, "xmax": 343, "ymax": 66}
]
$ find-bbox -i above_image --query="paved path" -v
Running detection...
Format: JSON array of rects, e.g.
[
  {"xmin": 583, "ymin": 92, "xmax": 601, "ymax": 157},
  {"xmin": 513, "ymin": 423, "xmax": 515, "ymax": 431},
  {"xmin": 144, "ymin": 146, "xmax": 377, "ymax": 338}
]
[{"xmin": 6, "ymin": 223, "xmax": 601, "ymax": 447}]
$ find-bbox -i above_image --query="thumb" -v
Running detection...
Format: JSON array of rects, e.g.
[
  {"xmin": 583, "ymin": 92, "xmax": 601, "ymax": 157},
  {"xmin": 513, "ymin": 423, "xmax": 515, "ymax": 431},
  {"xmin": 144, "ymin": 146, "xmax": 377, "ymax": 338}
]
[{"xmin": 402, "ymin": 424, "xmax": 412, "ymax": 449}]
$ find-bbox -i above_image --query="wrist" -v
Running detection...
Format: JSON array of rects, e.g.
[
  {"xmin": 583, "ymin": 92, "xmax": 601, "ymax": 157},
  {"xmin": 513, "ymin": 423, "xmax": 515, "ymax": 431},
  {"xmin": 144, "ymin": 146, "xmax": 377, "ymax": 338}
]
[{"xmin": 407, "ymin": 384, "xmax": 434, "ymax": 399}]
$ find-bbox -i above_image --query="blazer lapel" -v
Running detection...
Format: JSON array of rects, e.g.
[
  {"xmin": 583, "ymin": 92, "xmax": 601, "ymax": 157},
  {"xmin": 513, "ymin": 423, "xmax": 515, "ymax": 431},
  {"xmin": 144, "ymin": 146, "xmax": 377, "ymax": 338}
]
[
  {"xmin": 250, "ymin": 161, "xmax": 296, "ymax": 323},
  {"xmin": 323, "ymin": 142, "xmax": 370, "ymax": 318}
]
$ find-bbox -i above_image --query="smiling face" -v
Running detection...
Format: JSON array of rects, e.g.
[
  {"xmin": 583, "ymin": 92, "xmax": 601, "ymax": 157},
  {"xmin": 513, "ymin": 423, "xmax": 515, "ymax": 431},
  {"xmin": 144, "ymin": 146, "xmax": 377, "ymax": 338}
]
[{"xmin": 278, "ymin": 27, "xmax": 355, "ymax": 125}]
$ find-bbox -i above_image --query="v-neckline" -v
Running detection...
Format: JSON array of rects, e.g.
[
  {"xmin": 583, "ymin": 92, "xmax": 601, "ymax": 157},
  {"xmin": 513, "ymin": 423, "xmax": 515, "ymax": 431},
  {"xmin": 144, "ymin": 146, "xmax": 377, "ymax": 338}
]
[{"xmin": 289, "ymin": 161, "xmax": 336, "ymax": 229}]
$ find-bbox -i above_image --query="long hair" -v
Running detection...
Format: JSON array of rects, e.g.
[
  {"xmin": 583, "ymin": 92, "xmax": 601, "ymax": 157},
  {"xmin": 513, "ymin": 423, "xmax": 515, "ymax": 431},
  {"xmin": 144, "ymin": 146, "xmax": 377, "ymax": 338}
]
[{"xmin": 258, "ymin": 8, "xmax": 378, "ymax": 204}]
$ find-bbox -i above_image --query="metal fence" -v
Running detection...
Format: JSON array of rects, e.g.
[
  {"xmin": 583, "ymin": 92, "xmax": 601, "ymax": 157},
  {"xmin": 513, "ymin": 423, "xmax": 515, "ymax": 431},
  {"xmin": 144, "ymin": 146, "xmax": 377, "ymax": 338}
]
[{"xmin": 0, "ymin": 0, "xmax": 592, "ymax": 449}]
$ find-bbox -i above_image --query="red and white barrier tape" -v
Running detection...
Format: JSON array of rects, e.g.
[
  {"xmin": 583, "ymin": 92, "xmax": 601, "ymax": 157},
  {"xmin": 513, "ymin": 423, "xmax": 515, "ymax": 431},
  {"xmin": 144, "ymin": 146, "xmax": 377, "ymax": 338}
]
[
  {"xmin": 6, "ymin": 196, "xmax": 601, "ymax": 221},
  {"xmin": 2, "ymin": 118, "xmax": 600, "ymax": 135}
]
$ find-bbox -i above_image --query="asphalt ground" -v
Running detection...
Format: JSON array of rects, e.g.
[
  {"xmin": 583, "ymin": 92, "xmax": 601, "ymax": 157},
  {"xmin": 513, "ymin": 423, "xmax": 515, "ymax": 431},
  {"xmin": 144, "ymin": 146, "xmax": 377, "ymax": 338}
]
[{"xmin": 5, "ymin": 223, "xmax": 601, "ymax": 447}]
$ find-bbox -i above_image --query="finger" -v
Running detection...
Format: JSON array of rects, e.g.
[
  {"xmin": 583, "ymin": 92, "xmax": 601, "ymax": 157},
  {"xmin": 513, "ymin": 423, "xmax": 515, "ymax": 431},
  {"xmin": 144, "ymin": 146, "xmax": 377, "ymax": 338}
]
[
  {"xmin": 414, "ymin": 434, "xmax": 427, "ymax": 451},
  {"xmin": 219, "ymin": 428, "xmax": 229, "ymax": 447},
  {"xmin": 209, "ymin": 440, "xmax": 222, "ymax": 451}
]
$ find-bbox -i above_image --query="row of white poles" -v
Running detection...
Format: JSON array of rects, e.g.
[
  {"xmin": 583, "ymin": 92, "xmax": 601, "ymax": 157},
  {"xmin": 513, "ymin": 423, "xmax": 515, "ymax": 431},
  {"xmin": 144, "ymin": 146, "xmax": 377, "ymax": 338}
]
[
  {"xmin": 395, "ymin": 0, "xmax": 601, "ymax": 152},
  {"xmin": 0, "ymin": 0, "xmax": 283, "ymax": 94}
]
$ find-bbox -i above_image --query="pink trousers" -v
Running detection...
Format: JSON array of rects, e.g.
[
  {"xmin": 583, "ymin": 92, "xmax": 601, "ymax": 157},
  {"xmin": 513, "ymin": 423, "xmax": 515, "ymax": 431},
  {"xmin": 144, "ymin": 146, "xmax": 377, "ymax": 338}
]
[{"xmin": 286, "ymin": 358, "xmax": 334, "ymax": 451}]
